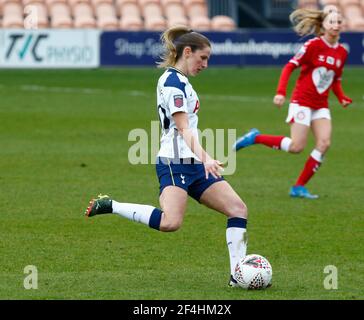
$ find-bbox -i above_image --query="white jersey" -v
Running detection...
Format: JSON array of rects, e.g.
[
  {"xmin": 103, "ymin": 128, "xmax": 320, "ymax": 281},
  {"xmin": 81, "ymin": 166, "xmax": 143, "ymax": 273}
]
[{"xmin": 156, "ymin": 67, "xmax": 200, "ymax": 160}]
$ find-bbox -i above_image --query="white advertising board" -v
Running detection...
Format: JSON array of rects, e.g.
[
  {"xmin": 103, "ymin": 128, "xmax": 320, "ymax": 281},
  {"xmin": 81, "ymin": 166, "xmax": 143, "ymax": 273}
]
[{"xmin": 0, "ymin": 29, "xmax": 100, "ymax": 68}]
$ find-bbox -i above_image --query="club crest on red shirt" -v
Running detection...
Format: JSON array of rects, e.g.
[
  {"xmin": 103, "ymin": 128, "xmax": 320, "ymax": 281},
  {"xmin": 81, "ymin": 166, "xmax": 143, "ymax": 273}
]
[{"xmin": 173, "ymin": 94, "xmax": 184, "ymax": 108}]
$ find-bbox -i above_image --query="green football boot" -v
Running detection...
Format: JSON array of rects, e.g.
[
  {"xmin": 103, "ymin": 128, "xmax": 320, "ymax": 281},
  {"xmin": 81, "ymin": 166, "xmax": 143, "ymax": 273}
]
[{"xmin": 84, "ymin": 194, "xmax": 113, "ymax": 217}]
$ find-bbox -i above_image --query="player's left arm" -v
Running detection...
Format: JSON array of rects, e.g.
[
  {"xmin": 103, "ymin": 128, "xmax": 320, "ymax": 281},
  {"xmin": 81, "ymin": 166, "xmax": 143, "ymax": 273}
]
[
  {"xmin": 332, "ymin": 51, "xmax": 352, "ymax": 108},
  {"xmin": 332, "ymin": 79, "xmax": 352, "ymax": 108}
]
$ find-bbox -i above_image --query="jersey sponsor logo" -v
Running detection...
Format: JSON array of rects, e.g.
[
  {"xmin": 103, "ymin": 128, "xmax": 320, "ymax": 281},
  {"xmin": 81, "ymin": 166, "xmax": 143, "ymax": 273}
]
[
  {"xmin": 312, "ymin": 67, "xmax": 335, "ymax": 94},
  {"xmin": 173, "ymin": 94, "xmax": 184, "ymax": 108},
  {"xmin": 326, "ymin": 56, "xmax": 335, "ymax": 65}
]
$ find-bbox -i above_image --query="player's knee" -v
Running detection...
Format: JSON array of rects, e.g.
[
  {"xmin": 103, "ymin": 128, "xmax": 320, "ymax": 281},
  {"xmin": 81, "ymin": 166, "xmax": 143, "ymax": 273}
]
[
  {"xmin": 227, "ymin": 201, "xmax": 248, "ymax": 219},
  {"xmin": 160, "ymin": 219, "xmax": 183, "ymax": 232},
  {"xmin": 316, "ymin": 139, "xmax": 331, "ymax": 153},
  {"xmin": 289, "ymin": 141, "xmax": 305, "ymax": 154}
]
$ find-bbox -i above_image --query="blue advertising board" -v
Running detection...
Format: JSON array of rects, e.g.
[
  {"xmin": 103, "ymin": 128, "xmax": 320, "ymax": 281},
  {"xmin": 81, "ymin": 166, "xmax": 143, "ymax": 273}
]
[{"xmin": 100, "ymin": 30, "xmax": 364, "ymax": 67}]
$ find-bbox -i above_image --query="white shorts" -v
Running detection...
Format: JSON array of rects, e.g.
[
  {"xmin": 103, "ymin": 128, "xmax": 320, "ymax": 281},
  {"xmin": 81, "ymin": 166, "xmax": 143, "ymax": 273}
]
[{"xmin": 285, "ymin": 103, "xmax": 331, "ymax": 127}]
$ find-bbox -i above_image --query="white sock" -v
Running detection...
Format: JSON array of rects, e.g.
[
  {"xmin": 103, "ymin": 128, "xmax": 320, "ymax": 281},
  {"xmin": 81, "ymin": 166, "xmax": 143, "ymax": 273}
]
[
  {"xmin": 226, "ymin": 218, "xmax": 248, "ymax": 277},
  {"xmin": 311, "ymin": 149, "xmax": 324, "ymax": 162},
  {"xmin": 280, "ymin": 137, "xmax": 292, "ymax": 152},
  {"xmin": 112, "ymin": 201, "xmax": 160, "ymax": 227}
]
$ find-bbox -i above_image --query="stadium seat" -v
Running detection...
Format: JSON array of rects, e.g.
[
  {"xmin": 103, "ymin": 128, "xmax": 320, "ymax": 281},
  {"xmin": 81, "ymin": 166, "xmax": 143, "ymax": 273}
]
[
  {"xmin": 115, "ymin": 0, "xmax": 138, "ymax": 8},
  {"xmin": 211, "ymin": 15, "xmax": 236, "ymax": 31},
  {"xmin": 339, "ymin": 0, "xmax": 360, "ymax": 5},
  {"xmin": 343, "ymin": 3, "xmax": 362, "ymax": 16},
  {"xmin": 49, "ymin": 2, "xmax": 73, "ymax": 28},
  {"xmin": 119, "ymin": 15, "xmax": 144, "ymax": 30},
  {"xmin": 183, "ymin": 0, "xmax": 208, "ymax": 18},
  {"xmin": 22, "ymin": 0, "xmax": 46, "ymax": 5},
  {"xmin": 140, "ymin": 0, "xmax": 167, "ymax": 30},
  {"xmin": 46, "ymin": 0, "xmax": 69, "ymax": 8},
  {"xmin": 183, "ymin": 0, "xmax": 210, "ymax": 30},
  {"xmin": 319, "ymin": 0, "xmax": 339, "ymax": 6},
  {"xmin": 341, "ymin": 0, "xmax": 364, "ymax": 30},
  {"xmin": 115, "ymin": 0, "xmax": 139, "ymax": 12},
  {"xmin": 162, "ymin": 0, "xmax": 189, "ymax": 28},
  {"xmin": 297, "ymin": 0, "xmax": 319, "ymax": 10},
  {"xmin": 144, "ymin": 15, "xmax": 166, "ymax": 30},
  {"xmin": 73, "ymin": 2, "xmax": 96, "ymax": 28},
  {"xmin": 91, "ymin": 0, "xmax": 114, "ymax": 6},
  {"xmin": 2, "ymin": 2, "xmax": 23, "ymax": 28},
  {"xmin": 348, "ymin": 17, "xmax": 364, "ymax": 30},
  {"xmin": 24, "ymin": 2, "xmax": 49, "ymax": 28},
  {"xmin": 1, "ymin": 0, "xmax": 23, "ymax": 3},
  {"xmin": 68, "ymin": 0, "xmax": 90, "ymax": 8},
  {"xmin": 95, "ymin": 3, "xmax": 119, "ymax": 29},
  {"xmin": 117, "ymin": 0, "xmax": 143, "ymax": 30},
  {"xmin": 189, "ymin": 15, "xmax": 210, "ymax": 30}
]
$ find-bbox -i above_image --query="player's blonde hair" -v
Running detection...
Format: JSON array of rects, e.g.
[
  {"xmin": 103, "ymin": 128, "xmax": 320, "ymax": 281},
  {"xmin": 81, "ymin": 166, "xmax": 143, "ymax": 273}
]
[
  {"xmin": 157, "ymin": 26, "xmax": 211, "ymax": 68},
  {"xmin": 290, "ymin": 8, "xmax": 327, "ymax": 36}
]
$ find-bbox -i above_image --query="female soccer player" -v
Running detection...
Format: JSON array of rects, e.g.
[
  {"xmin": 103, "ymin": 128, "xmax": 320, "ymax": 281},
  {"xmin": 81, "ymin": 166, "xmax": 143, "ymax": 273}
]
[
  {"xmin": 233, "ymin": 7, "xmax": 352, "ymax": 199},
  {"xmin": 85, "ymin": 26, "xmax": 249, "ymax": 287}
]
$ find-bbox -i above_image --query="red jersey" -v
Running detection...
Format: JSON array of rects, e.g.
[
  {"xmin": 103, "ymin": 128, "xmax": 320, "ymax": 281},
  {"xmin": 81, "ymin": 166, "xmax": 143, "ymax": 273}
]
[{"xmin": 278, "ymin": 36, "xmax": 348, "ymax": 109}]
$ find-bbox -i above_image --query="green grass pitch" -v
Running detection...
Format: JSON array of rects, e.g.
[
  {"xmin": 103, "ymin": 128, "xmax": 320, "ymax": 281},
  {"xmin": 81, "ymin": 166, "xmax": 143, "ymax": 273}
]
[{"xmin": 0, "ymin": 67, "xmax": 363, "ymax": 300}]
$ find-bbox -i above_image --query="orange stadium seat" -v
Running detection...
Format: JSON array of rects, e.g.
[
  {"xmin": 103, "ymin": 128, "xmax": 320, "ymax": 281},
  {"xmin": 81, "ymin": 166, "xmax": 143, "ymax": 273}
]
[
  {"xmin": 73, "ymin": 2, "xmax": 96, "ymax": 28},
  {"xmin": 183, "ymin": 0, "xmax": 210, "ymax": 30},
  {"xmin": 211, "ymin": 15, "xmax": 236, "ymax": 31},
  {"xmin": 298, "ymin": 0, "xmax": 319, "ymax": 9},
  {"xmin": 339, "ymin": 0, "xmax": 360, "ymax": 5},
  {"xmin": 161, "ymin": 0, "xmax": 189, "ymax": 28},
  {"xmin": 95, "ymin": 2, "xmax": 118, "ymax": 29},
  {"xmin": 24, "ymin": 2, "xmax": 49, "ymax": 28},
  {"xmin": 91, "ymin": 0, "xmax": 114, "ymax": 6},
  {"xmin": 49, "ymin": 2, "xmax": 73, "ymax": 28},
  {"xmin": 340, "ymin": 0, "xmax": 364, "ymax": 30},
  {"xmin": 320, "ymin": 0, "xmax": 340, "ymax": 6},
  {"xmin": 46, "ymin": 0, "xmax": 69, "ymax": 9},
  {"xmin": 119, "ymin": 15, "xmax": 144, "ymax": 30},
  {"xmin": 140, "ymin": 0, "xmax": 167, "ymax": 30},
  {"xmin": 68, "ymin": 0, "xmax": 90, "ymax": 8},
  {"xmin": 2, "ymin": 1, "xmax": 23, "ymax": 28},
  {"xmin": 189, "ymin": 15, "xmax": 210, "ymax": 30},
  {"xmin": 117, "ymin": 0, "xmax": 143, "ymax": 30},
  {"xmin": 22, "ymin": 0, "xmax": 45, "ymax": 5},
  {"xmin": 183, "ymin": 0, "xmax": 208, "ymax": 18}
]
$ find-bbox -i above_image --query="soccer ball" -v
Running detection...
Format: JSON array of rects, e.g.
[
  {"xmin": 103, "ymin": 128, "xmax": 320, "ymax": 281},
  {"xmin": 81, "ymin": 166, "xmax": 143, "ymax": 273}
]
[{"xmin": 234, "ymin": 254, "xmax": 272, "ymax": 290}]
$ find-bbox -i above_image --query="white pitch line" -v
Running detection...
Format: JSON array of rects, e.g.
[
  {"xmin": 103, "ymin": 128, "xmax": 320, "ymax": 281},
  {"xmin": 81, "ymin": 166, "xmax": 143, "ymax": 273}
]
[
  {"xmin": 18, "ymin": 85, "xmax": 151, "ymax": 97},
  {"xmin": 20, "ymin": 85, "xmax": 107, "ymax": 94},
  {"xmin": 2, "ymin": 84, "xmax": 363, "ymax": 106},
  {"xmin": 201, "ymin": 94, "xmax": 272, "ymax": 103}
]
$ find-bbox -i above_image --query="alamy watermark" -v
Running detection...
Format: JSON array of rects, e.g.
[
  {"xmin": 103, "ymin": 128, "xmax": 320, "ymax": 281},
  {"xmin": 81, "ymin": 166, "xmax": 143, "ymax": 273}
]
[
  {"xmin": 323, "ymin": 265, "xmax": 338, "ymax": 290},
  {"xmin": 128, "ymin": 121, "xmax": 237, "ymax": 175},
  {"xmin": 23, "ymin": 265, "xmax": 38, "ymax": 289}
]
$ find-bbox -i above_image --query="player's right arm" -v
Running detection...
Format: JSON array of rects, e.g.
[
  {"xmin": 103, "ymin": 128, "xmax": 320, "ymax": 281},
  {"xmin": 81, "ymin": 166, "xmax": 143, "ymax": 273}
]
[
  {"xmin": 273, "ymin": 62, "xmax": 297, "ymax": 108},
  {"xmin": 273, "ymin": 40, "xmax": 311, "ymax": 108}
]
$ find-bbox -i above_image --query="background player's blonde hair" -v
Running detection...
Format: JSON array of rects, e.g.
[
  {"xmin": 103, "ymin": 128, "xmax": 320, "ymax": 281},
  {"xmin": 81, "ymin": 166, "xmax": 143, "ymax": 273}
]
[
  {"xmin": 157, "ymin": 26, "xmax": 211, "ymax": 68},
  {"xmin": 289, "ymin": 8, "xmax": 327, "ymax": 36}
]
